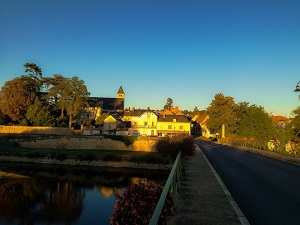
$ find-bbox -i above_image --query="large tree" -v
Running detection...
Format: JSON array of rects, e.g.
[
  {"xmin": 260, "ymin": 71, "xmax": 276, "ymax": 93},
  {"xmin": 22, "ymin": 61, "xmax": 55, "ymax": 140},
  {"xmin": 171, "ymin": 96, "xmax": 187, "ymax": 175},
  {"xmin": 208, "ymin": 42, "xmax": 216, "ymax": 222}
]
[
  {"xmin": 46, "ymin": 75, "xmax": 90, "ymax": 126},
  {"xmin": 206, "ymin": 93, "xmax": 238, "ymax": 135},
  {"xmin": 0, "ymin": 76, "xmax": 36, "ymax": 122},
  {"xmin": 237, "ymin": 104, "xmax": 276, "ymax": 142},
  {"xmin": 65, "ymin": 76, "xmax": 90, "ymax": 127},
  {"xmin": 291, "ymin": 106, "xmax": 300, "ymax": 135},
  {"xmin": 45, "ymin": 74, "xmax": 70, "ymax": 117},
  {"xmin": 23, "ymin": 63, "xmax": 44, "ymax": 98}
]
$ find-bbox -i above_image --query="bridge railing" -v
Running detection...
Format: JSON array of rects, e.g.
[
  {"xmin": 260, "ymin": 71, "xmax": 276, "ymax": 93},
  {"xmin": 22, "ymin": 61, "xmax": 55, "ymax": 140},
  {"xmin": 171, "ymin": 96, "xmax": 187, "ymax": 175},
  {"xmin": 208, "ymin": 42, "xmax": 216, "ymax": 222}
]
[{"xmin": 149, "ymin": 151, "xmax": 183, "ymax": 225}]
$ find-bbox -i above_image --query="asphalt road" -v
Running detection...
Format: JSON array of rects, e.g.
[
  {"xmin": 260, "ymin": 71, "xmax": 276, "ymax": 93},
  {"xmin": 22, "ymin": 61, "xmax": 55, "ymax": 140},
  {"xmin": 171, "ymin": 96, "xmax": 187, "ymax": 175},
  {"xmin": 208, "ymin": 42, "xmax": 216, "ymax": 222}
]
[{"xmin": 196, "ymin": 140, "xmax": 300, "ymax": 225}]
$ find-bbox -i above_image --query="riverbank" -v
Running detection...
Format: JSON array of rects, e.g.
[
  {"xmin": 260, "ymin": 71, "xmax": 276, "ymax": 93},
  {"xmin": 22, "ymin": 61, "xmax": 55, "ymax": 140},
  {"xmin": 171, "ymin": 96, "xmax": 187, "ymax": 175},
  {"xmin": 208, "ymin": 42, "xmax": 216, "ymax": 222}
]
[{"xmin": 0, "ymin": 154, "xmax": 173, "ymax": 170}]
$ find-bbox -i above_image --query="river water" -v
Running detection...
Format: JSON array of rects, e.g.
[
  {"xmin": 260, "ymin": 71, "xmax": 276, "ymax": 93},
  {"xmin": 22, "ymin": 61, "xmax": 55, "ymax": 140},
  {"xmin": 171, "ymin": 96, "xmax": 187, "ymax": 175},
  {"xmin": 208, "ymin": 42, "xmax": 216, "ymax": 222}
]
[{"xmin": 0, "ymin": 162, "xmax": 169, "ymax": 225}]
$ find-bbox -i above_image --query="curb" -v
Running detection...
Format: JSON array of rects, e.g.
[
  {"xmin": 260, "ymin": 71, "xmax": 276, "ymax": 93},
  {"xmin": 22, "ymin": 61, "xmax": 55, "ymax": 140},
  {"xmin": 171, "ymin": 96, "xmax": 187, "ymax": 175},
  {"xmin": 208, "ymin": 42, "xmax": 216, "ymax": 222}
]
[{"xmin": 199, "ymin": 148, "xmax": 250, "ymax": 225}]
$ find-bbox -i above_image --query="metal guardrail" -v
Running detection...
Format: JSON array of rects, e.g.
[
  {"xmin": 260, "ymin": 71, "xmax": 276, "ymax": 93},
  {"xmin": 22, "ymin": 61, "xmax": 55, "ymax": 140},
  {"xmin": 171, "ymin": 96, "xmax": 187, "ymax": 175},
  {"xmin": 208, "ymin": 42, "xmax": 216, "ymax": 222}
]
[{"xmin": 149, "ymin": 151, "xmax": 182, "ymax": 225}]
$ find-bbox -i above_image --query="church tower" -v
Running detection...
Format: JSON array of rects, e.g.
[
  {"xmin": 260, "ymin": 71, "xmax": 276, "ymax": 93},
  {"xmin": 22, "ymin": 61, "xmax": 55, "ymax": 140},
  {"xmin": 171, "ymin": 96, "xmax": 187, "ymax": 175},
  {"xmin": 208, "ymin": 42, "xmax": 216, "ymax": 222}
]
[{"xmin": 117, "ymin": 86, "xmax": 125, "ymax": 99}]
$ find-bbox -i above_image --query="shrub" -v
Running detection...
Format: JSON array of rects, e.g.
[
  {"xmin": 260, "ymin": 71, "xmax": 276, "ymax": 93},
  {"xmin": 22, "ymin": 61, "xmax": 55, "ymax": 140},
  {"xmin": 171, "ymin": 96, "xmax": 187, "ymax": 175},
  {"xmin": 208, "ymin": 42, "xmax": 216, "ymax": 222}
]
[
  {"xmin": 110, "ymin": 180, "xmax": 174, "ymax": 225},
  {"xmin": 155, "ymin": 134, "xmax": 196, "ymax": 159}
]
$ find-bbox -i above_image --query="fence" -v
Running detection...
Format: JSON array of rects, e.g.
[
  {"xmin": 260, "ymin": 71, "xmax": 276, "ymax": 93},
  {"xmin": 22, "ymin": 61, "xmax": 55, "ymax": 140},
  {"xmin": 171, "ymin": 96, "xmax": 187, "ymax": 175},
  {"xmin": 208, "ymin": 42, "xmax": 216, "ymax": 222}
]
[{"xmin": 149, "ymin": 151, "xmax": 182, "ymax": 225}]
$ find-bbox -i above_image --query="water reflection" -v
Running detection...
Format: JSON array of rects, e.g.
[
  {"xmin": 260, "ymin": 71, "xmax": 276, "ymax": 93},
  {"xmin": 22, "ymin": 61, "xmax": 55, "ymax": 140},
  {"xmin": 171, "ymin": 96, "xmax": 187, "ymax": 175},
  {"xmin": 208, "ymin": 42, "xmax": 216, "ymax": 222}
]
[{"xmin": 0, "ymin": 163, "xmax": 169, "ymax": 225}]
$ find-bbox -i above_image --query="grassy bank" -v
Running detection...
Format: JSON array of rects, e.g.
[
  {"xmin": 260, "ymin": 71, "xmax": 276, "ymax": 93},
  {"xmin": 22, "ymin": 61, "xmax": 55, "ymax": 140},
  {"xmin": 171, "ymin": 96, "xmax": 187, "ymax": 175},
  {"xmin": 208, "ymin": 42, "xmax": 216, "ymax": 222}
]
[{"xmin": 0, "ymin": 147, "xmax": 171, "ymax": 166}]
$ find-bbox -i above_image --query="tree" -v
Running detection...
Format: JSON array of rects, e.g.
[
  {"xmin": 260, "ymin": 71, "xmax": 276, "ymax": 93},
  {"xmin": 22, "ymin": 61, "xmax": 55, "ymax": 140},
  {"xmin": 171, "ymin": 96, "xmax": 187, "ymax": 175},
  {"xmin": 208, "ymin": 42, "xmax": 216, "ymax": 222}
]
[
  {"xmin": 163, "ymin": 98, "xmax": 173, "ymax": 110},
  {"xmin": 0, "ymin": 76, "xmax": 36, "ymax": 122},
  {"xmin": 23, "ymin": 63, "xmax": 45, "ymax": 98},
  {"xmin": 192, "ymin": 106, "xmax": 200, "ymax": 115},
  {"xmin": 26, "ymin": 97, "xmax": 55, "ymax": 126},
  {"xmin": 95, "ymin": 113, "xmax": 109, "ymax": 126},
  {"xmin": 291, "ymin": 107, "xmax": 300, "ymax": 135},
  {"xmin": 206, "ymin": 93, "xmax": 238, "ymax": 135},
  {"xmin": 237, "ymin": 104, "xmax": 276, "ymax": 142},
  {"xmin": 45, "ymin": 74, "xmax": 69, "ymax": 118},
  {"xmin": 24, "ymin": 63, "xmax": 42, "ymax": 78},
  {"xmin": 0, "ymin": 111, "xmax": 9, "ymax": 125},
  {"xmin": 64, "ymin": 76, "xmax": 90, "ymax": 127}
]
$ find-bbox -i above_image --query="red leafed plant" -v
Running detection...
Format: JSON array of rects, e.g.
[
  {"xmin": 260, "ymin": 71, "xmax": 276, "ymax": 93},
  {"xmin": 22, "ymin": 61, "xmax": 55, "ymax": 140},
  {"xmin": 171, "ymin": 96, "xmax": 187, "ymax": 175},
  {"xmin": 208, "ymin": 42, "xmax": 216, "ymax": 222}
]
[{"xmin": 110, "ymin": 180, "xmax": 174, "ymax": 225}]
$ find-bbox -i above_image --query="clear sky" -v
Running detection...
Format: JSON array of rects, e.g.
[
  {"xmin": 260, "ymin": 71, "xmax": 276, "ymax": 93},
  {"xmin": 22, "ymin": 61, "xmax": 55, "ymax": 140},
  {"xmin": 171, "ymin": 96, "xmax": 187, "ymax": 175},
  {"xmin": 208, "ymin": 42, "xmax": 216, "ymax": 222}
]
[{"xmin": 0, "ymin": 0, "xmax": 299, "ymax": 117}]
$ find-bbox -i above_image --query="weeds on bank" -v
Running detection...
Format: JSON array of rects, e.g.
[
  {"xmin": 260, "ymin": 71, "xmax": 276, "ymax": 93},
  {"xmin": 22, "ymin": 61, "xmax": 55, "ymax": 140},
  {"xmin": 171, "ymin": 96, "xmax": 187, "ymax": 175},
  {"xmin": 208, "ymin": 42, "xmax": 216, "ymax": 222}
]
[{"xmin": 0, "ymin": 148, "xmax": 168, "ymax": 164}]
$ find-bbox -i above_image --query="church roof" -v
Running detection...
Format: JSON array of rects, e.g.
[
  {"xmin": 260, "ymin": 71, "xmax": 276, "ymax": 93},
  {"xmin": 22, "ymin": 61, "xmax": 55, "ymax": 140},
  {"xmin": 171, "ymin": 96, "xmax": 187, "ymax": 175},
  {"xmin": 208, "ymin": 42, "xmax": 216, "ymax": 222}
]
[{"xmin": 117, "ymin": 86, "xmax": 125, "ymax": 94}]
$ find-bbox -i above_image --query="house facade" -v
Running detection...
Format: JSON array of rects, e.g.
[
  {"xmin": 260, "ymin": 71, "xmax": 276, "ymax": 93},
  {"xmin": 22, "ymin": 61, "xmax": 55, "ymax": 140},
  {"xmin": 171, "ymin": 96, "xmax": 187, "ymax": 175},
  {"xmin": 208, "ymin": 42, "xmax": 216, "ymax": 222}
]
[
  {"xmin": 157, "ymin": 114, "xmax": 190, "ymax": 137},
  {"xmin": 123, "ymin": 110, "xmax": 158, "ymax": 136},
  {"xmin": 193, "ymin": 114, "xmax": 210, "ymax": 138},
  {"xmin": 103, "ymin": 115, "xmax": 119, "ymax": 135},
  {"xmin": 122, "ymin": 109, "xmax": 191, "ymax": 136}
]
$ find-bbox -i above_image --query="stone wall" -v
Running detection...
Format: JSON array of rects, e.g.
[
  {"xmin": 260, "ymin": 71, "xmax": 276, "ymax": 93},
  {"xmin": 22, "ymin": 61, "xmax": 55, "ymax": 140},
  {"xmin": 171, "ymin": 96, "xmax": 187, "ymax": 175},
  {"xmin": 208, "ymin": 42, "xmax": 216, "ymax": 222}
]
[{"xmin": 0, "ymin": 126, "xmax": 74, "ymax": 135}]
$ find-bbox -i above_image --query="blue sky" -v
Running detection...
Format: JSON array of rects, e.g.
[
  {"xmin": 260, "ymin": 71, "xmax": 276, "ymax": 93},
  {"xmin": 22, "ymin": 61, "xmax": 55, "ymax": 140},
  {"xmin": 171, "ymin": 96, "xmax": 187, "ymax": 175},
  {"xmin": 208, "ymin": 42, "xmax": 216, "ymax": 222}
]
[{"xmin": 0, "ymin": 0, "xmax": 299, "ymax": 117}]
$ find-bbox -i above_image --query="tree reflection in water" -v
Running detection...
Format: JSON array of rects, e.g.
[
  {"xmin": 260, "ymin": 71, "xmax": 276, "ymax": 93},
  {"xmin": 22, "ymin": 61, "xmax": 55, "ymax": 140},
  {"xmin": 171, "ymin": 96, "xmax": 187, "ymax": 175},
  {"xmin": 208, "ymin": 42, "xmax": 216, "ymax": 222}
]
[{"xmin": 0, "ymin": 165, "xmax": 169, "ymax": 225}]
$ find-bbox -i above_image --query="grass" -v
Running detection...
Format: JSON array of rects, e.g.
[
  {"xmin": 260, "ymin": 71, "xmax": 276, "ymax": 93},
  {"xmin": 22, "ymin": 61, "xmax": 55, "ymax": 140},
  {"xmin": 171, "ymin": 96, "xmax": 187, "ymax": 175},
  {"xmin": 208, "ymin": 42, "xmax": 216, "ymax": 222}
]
[{"xmin": 0, "ymin": 147, "xmax": 170, "ymax": 163}]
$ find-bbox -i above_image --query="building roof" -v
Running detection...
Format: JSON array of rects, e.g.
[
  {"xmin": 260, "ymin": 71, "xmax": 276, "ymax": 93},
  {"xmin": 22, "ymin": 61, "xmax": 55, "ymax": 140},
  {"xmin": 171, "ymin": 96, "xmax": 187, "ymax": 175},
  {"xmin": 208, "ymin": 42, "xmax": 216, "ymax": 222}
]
[
  {"xmin": 88, "ymin": 97, "xmax": 124, "ymax": 112},
  {"xmin": 272, "ymin": 116, "xmax": 290, "ymax": 122},
  {"xmin": 192, "ymin": 114, "xmax": 209, "ymax": 124},
  {"xmin": 117, "ymin": 86, "xmax": 125, "ymax": 94},
  {"xmin": 124, "ymin": 110, "xmax": 147, "ymax": 117},
  {"xmin": 158, "ymin": 114, "xmax": 190, "ymax": 123}
]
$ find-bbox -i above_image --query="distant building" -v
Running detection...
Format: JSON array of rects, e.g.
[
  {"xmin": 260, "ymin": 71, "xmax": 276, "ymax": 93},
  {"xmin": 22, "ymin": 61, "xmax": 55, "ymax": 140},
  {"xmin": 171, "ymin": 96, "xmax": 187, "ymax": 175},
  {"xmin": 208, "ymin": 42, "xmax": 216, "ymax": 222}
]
[
  {"xmin": 193, "ymin": 114, "xmax": 210, "ymax": 138},
  {"xmin": 79, "ymin": 86, "xmax": 125, "ymax": 123},
  {"xmin": 272, "ymin": 115, "xmax": 291, "ymax": 130},
  {"xmin": 123, "ymin": 109, "xmax": 157, "ymax": 136},
  {"xmin": 156, "ymin": 114, "xmax": 190, "ymax": 137}
]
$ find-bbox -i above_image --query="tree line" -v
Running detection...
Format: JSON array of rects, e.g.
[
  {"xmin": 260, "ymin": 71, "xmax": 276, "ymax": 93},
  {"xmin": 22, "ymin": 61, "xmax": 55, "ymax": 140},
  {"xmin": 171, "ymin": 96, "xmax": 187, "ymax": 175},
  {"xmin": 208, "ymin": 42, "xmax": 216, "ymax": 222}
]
[
  {"xmin": 206, "ymin": 93, "xmax": 300, "ymax": 150},
  {"xmin": 0, "ymin": 63, "xmax": 90, "ymax": 127},
  {"xmin": 1, "ymin": 63, "xmax": 300, "ymax": 150}
]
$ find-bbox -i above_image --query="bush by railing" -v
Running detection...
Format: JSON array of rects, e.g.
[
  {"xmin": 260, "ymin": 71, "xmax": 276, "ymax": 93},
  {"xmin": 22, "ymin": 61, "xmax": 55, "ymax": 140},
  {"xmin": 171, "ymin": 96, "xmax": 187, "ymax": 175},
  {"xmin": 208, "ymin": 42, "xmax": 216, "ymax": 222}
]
[{"xmin": 155, "ymin": 134, "xmax": 195, "ymax": 160}]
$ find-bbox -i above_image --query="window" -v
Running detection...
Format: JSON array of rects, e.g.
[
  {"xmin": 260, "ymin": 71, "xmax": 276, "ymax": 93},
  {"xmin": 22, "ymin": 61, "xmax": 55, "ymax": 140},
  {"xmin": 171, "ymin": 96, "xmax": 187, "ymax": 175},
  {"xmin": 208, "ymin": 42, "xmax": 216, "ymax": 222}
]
[
  {"xmin": 144, "ymin": 122, "xmax": 148, "ymax": 127},
  {"xmin": 168, "ymin": 125, "xmax": 172, "ymax": 129},
  {"xmin": 180, "ymin": 126, "xmax": 183, "ymax": 130}
]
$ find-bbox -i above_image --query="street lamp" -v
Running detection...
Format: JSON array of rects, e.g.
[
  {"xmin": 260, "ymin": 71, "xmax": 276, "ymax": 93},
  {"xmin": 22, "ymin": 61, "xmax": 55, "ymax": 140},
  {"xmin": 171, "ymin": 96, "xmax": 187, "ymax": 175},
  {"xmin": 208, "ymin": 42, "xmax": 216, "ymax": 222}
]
[{"xmin": 294, "ymin": 81, "xmax": 300, "ymax": 92}]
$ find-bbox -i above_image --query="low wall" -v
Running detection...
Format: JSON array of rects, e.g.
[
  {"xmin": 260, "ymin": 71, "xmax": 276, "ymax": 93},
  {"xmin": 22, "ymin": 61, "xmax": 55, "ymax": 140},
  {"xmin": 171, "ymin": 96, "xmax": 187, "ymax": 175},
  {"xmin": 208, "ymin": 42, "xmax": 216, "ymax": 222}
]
[
  {"xmin": 18, "ymin": 136, "xmax": 158, "ymax": 152},
  {"xmin": 0, "ymin": 126, "xmax": 74, "ymax": 135}
]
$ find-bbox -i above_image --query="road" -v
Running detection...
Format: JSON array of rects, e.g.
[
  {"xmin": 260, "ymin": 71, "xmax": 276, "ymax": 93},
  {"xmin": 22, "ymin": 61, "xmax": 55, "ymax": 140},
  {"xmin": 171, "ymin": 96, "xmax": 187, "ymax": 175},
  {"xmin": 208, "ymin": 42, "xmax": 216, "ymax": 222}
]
[{"xmin": 196, "ymin": 139, "xmax": 300, "ymax": 225}]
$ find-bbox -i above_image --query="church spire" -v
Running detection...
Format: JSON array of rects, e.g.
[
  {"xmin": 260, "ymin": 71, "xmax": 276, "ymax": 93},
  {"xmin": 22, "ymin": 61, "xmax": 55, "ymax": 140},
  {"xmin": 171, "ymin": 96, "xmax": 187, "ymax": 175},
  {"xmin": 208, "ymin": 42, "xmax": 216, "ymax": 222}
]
[{"xmin": 117, "ymin": 86, "xmax": 125, "ymax": 98}]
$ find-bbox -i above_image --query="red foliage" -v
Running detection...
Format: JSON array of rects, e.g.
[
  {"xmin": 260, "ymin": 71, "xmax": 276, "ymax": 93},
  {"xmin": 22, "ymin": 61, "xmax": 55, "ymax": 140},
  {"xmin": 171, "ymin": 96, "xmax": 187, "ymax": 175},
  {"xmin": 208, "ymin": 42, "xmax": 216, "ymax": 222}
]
[{"xmin": 110, "ymin": 180, "xmax": 174, "ymax": 225}]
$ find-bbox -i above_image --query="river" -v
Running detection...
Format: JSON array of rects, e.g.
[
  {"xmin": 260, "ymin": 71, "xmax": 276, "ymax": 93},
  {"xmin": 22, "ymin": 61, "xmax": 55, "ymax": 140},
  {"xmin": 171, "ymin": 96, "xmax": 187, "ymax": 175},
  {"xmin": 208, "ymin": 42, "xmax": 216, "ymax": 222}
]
[{"xmin": 0, "ymin": 162, "xmax": 169, "ymax": 225}]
